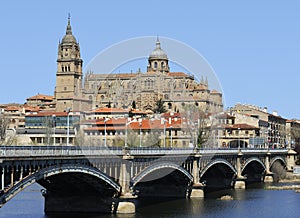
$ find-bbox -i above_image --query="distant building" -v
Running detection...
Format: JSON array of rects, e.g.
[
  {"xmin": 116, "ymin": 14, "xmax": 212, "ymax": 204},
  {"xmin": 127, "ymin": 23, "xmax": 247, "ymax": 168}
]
[
  {"xmin": 286, "ymin": 120, "xmax": 300, "ymax": 148},
  {"xmin": 230, "ymin": 104, "xmax": 287, "ymax": 148},
  {"xmin": 54, "ymin": 17, "xmax": 223, "ymax": 114},
  {"xmin": 26, "ymin": 94, "xmax": 55, "ymax": 110},
  {"xmin": 21, "ymin": 111, "xmax": 80, "ymax": 145}
]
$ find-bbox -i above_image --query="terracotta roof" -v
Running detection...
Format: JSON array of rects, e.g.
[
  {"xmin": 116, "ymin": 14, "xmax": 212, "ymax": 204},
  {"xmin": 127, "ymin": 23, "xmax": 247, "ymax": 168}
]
[
  {"xmin": 26, "ymin": 111, "xmax": 79, "ymax": 117},
  {"xmin": 231, "ymin": 123, "xmax": 259, "ymax": 130},
  {"xmin": 167, "ymin": 72, "xmax": 190, "ymax": 77},
  {"xmin": 85, "ymin": 118, "xmax": 183, "ymax": 131},
  {"xmin": 27, "ymin": 94, "xmax": 54, "ymax": 101},
  {"xmin": 211, "ymin": 90, "xmax": 221, "ymax": 94},
  {"xmin": 131, "ymin": 109, "xmax": 147, "ymax": 114},
  {"xmin": 194, "ymin": 84, "xmax": 208, "ymax": 90},
  {"xmin": 4, "ymin": 106, "xmax": 20, "ymax": 111},
  {"xmin": 162, "ymin": 112, "xmax": 182, "ymax": 118},
  {"xmin": 90, "ymin": 107, "xmax": 129, "ymax": 114}
]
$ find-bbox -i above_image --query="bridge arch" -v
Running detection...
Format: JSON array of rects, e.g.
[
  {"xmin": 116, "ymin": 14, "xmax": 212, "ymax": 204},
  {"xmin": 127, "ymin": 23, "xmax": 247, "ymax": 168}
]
[
  {"xmin": 241, "ymin": 157, "xmax": 266, "ymax": 173},
  {"xmin": 270, "ymin": 156, "xmax": 286, "ymax": 169},
  {"xmin": 0, "ymin": 163, "xmax": 121, "ymax": 206},
  {"xmin": 241, "ymin": 157, "xmax": 266, "ymax": 183},
  {"xmin": 200, "ymin": 159, "xmax": 237, "ymax": 178},
  {"xmin": 131, "ymin": 161, "xmax": 193, "ymax": 187},
  {"xmin": 270, "ymin": 156, "xmax": 287, "ymax": 182},
  {"xmin": 200, "ymin": 159, "xmax": 237, "ymax": 191}
]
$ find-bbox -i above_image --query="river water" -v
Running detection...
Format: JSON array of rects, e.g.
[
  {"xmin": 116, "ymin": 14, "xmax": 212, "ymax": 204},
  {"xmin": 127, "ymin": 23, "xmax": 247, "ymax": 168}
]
[{"xmin": 1, "ymin": 183, "xmax": 300, "ymax": 218}]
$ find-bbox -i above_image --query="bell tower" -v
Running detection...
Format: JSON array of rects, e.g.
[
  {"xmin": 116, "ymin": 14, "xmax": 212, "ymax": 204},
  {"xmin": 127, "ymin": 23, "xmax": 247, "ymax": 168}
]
[
  {"xmin": 147, "ymin": 37, "xmax": 169, "ymax": 73},
  {"xmin": 54, "ymin": 15, "xmax": 83, "ymax": 112}
]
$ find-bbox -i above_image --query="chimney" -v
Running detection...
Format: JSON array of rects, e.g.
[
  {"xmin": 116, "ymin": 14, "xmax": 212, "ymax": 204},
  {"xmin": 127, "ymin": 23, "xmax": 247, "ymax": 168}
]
[
  {"xmin": 263, "ymin": 107, "xmax": 268, "ymax": 113},
  {"xmin": 272, "ymin": 111, "xmax": 278, "ymax": 116}
]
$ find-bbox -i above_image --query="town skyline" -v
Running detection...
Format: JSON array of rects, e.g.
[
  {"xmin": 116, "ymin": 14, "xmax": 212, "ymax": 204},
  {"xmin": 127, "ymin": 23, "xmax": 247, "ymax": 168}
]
[{"xmin": 1, "ymin": 1, "xmax": 300, "ymax": 118}]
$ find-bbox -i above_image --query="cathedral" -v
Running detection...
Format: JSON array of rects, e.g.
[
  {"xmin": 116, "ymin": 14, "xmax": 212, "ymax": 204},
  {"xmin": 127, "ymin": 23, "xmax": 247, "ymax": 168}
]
[{"xmin": 54, "ymin": 18, "xmax": 223, "ymax": 113}]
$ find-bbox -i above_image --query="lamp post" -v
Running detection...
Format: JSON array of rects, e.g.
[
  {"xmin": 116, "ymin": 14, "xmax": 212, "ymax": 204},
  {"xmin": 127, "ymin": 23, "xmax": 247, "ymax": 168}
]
[
  {"xmin": 52, "ymin": 114, "xmax": 56, "ymax": 146},
  {"xmin": 170, "ymin": 126, "xmax": 173, "ymax": 148},
  {"xmin": 238, "ymin": 127, "xmax": 241, "ymax": 149},
  {"xmin": 66, "ymin": 107, "xmax": 71, "ymax": 146},
  {"xmin": 104, "ymin": 118, "xmax": 107, "ymax": 147},
  {"xmin": 139, "ymin": 121, "xmax": 142, "ymax": 147},
  {"xmin": 195, "ymin": 121, "xmax": 199, "ymax": 149},
  {"xmin": 163, "ymin": 119, "xmax": 166, "ymax": 148}
]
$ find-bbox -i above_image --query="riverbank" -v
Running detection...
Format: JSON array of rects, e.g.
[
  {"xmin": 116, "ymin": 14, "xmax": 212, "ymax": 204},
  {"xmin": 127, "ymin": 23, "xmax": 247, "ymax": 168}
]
[{"xmin": 265, "ymin": 175, "xmax": 300, "ymax": 191}]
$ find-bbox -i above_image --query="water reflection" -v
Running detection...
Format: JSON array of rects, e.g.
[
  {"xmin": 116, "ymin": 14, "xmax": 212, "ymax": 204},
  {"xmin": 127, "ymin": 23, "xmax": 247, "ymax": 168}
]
[{"xmin": 2, "ymin": 182, "xmax": 300, "ymax": 218}]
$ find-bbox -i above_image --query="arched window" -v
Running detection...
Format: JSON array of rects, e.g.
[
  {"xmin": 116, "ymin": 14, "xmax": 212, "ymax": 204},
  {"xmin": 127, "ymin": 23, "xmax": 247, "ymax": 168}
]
[
  {"xmin": 61, "ymin": 66, "xmax": 64, "ymax": 72},
  {"xmin": 168, "ymin": 102, "xmax": 172, "ymax": 109},
  {"xmin": 154, "ymin": 62, "xmax": 157, "ymax": 69},
  {"xmin": 68, "ymin": 66, "xmax": 71, "ymax": 71},
  {"xmin": 161, "ymin": 62, "xmax": 164, "ymax": 68}
]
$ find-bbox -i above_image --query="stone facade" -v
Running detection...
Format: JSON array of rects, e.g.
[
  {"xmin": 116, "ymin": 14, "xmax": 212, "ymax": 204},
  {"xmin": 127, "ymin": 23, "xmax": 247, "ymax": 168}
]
[{"xmin": 54, "ymin": 18, "xmax": 223, "ymax": 114}]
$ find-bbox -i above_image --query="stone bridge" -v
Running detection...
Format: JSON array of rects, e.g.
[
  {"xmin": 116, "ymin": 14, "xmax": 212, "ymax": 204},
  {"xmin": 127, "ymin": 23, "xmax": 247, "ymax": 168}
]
[{"xmin": 0, "ymin": 146, "xmax": 297, "ymax": 214}]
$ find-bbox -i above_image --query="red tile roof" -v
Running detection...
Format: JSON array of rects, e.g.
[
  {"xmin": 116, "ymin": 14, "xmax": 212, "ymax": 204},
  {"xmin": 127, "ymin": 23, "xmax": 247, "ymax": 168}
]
[
  {"xmin": 90, "ymin": 108, "xmax": 129, "ymax": 114},
  {"xmin": 85, "ymin": 118, "xmax": 183, "ymax": 131},
  {"xmin": 27, "ymin": 94, "xmax": 54, "ymax": 101},
  {"xmin": 167, "ymin": 72, "xmax": 190, "ymax": 77},
  {"xmin": 26, "ymin": 111, "xmax": 79, "ymax": 117}
]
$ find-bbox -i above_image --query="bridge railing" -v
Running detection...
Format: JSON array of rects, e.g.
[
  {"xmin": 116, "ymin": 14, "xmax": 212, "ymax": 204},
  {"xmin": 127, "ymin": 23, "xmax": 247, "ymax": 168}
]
[
  {"xmin": 0, "ymin": 146, "xmax": 123, "ymax": 157},
  {"xmin": 0, "ymin": 146, "xmax": 289, "ymax": 158}
]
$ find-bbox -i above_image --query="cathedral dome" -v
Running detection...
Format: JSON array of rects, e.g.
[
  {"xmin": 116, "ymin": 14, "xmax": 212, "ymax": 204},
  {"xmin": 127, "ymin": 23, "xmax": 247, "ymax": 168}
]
[
  {"xmin": 149, "ymin": 38, "xmax": 168, "ymax": 60},
  {"xmin": 61, "ymin": 17, "xmax": 77, "ymax": 44},
  {"xmin": 62, "ymin": 34, "xmax": 77, "ymax": 44}
]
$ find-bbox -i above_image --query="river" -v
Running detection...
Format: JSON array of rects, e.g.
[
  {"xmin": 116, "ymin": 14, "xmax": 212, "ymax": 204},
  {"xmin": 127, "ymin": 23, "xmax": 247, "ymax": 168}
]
[{"xmin": 1, "ymin": 183, "xmax": 300, "ymax": 218}]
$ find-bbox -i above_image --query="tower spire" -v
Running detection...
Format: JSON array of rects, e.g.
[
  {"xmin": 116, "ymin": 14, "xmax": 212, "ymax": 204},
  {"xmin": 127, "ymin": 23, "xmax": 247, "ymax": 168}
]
[
  {"xmin": 66, "ymin": 13, "xmax": 72, "ymax": 35},
  {"xmin": 156, "ymin": 35, "xmax": 161, "ymax": 49}
]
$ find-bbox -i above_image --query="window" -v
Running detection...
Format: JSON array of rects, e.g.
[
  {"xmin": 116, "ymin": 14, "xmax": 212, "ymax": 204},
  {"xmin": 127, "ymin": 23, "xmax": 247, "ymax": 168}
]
[
  {"xmin": 154, "ymin": 62, "xmax": 157, "ymax": 68},
  {"xmin": 161, "ymin": 62, "xmax": 164, "ymax": 68}
]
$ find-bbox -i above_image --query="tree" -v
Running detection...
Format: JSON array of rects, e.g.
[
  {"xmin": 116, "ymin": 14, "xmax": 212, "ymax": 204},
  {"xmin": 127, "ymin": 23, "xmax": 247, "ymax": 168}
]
[
  {"xmin": 43, "ymin": 116, "xmax": 54, "ymax": 145},
  {"xmin": 0, "ymin": 114, "xmax": 9, "ymax": 145},
  {"xmin": 153, "ymin": 99, "xmax": 167, "ymax": 114},
  {"xmin": 0, "ymin": 114, "xmax": 16, "ymax": 145},
  {"xmin": 181, "ymin": 104, "xmax": 213, "ymax": 148},
  {"xmin": 126, "ymin": 129, "xmax": 139, "ymax": 147},
  {"xmin": 144, "ymin": 132, "xmax": 161, "ymax": 147}
]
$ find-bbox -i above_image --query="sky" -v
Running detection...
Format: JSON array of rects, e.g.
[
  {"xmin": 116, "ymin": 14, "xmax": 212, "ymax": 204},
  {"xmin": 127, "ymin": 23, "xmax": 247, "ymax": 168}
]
[{"xmin": 0, "ymin": 1, "xmax": 299, "ymax": 119}]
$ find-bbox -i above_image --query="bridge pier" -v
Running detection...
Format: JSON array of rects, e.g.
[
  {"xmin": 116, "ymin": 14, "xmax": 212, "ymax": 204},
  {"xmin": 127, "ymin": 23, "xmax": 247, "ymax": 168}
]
[
  {"xmin": 190, "ymin": 154, "xmax": 205, "ymax": 198},
  {"xmin": 234, "ymin": 150, "xmax": 246, "ymax": 189},
  {"xmin": 287, "ymin": 149, "xmax": 297, "ymax": 172},
  {"xmin": 264, "ymin": 151, "xmax": 274, "ymax": 182},
  {"xmin": 115, "ymin": 149, "xmax": 136, "ymax": 214}
]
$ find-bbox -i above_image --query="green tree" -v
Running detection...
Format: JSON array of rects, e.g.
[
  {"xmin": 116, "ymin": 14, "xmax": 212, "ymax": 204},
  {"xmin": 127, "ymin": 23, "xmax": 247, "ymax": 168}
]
[
  {"xmin": 0, "ymin": 114, "xmax": 9, "ymax": 145},
  {"xmin": 144, "ymin": 132, "xmax": 161, "ymax": 147},
  {"xmin": 181, "ymin": 104, "xmax": 211, "ymax": 148},
  {"xmin": 153, "ymin": 99, "xmax": 167, "ymax": 114}
]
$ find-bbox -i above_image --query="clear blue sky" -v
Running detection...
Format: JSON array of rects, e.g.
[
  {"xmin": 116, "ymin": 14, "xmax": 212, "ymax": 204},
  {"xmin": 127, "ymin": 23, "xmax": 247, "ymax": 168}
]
[{"xmin": 0, "ymin": 1, "xmax": 299, "ymax": 119}]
